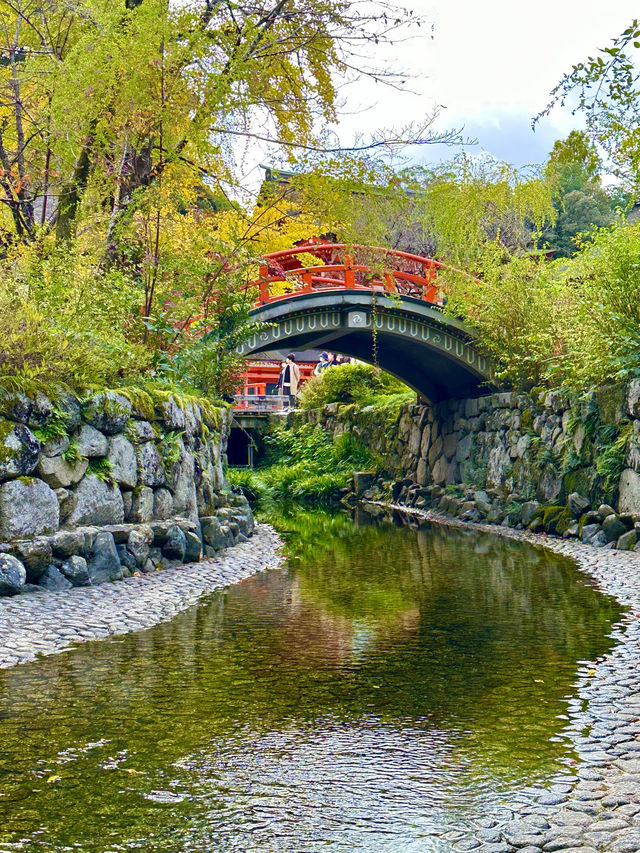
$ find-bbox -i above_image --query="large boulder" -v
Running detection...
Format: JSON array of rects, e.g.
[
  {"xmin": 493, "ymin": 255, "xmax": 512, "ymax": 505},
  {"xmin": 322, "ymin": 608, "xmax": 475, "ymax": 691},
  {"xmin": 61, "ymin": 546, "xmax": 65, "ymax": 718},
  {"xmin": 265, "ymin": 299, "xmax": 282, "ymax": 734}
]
[
  {"xmin": 0, "ymin": 554, "xmax": 26, "ymax": 595},
  {"xmin": 160, "ymin": 397, "xmax": 186, "ymax": 431},
  {"xmin": 128, "ymin": 486, "xmax": 153, "ymax": 523},
  {"xmin": 136, "ymin": 443, "xmax": 165, "ymax": 487},
  {"xmin": 66, "ymin": 475, "xmax": 124, "ymax": 527},
  {"xmin": 27, "ymin": 392, "xmax": 53, "ymax": 429},
  {"xmin": 0, "ymin": 422, "xmax": 41, "ymax": 481},
  {"xmin": 487, "ymin": 444, "xmax": 511, "ymax": 489},
  {"xmin": 107, "ymin": 435, "xmax": 137, "ymax": 488},
  {"xmin": 55, "ymin": 393, "xmax": 82, "ymax": 430},
  {"xmin": 184, "ymin": 529, "xmax": 202, "ymax": 562},
  {"xmin": 75, "ymin": 424, "xmax": 108, "ymax": 458},
  {"xmin": 521, "ymin": 501, "xmax": 541, "ymax": 527},
  {"xmin": 55, "ymin": 487, "xmax": 77, "ymax": 522},
  {"xmin": 127, "ymin": 526, "xmax": 153, "ymax": 566},
  {"xmin": 37, "ymin": 455, "xmax": 88, "ymax": 489},
  {"xmin": 619, "ymin": 469, "xmax": 640, "ymax": 515},
  {"xmin": 0, "ymin": 478, "xmax": 59, "ymax": 540},
  {"xmin": 162, "ymin": 524, "xmax": 187, "ymax": 561},
  {"xmin": 50, "ymin": 530, "xmax": 85, "ymax": 558},
  {"xmin": 567, "ymin": 492, "xmax": 590, "ymax": 518},
  {"xmin": 165, "ymin": 439, "xmax": 197, "ymax": 519},
  {"xmin": 81, "ymin": 392, "xmax": 132, "ymax": 435},
  {"xmin": 87, "ymin": 532, "xmax": 122, "ymax": 584},
  {"xmin": 11, "ymin": 538, "xmax": 52, "ymax": 582},
  {"xmin": 153, "ymin": 487, "xmax": 174, "ymax": 519},
  {"xmin": 60, "ymin": 555, "xmax": 90, "ymax": 586},
  {"xmin": 200, "ymin": 516, "xmax": 227, "ymax": 550},
  {"xmin": 0, "ymin": 391, "xmax": 31, "ymax": 423}
]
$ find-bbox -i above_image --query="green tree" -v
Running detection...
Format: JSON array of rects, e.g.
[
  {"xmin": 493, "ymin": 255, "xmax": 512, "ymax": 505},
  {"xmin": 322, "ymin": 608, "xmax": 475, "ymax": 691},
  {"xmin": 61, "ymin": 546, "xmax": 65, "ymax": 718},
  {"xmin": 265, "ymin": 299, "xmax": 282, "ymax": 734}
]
[
  {"xmin": 541, "ymin": 131, "xmax": 613, "ymax": 257},
  {"xmin": 537, "ymin": 20, "xmax": 640, "ymax": 192},
  {"xmin": 545, "ymin": 130, "xmax": 602, "ymax": 193}
]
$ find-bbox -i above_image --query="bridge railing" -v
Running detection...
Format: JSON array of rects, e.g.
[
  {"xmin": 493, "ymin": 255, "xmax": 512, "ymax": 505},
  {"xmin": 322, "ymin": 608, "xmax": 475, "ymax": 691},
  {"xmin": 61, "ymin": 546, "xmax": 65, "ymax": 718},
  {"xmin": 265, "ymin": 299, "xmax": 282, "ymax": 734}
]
[
  {"xmin": 250, "ymin": 244, "xmax": 450, "ymax": 306},
  {"xmin": 233, "ymin": 394, "xmax": 290, "ymax": 412}
]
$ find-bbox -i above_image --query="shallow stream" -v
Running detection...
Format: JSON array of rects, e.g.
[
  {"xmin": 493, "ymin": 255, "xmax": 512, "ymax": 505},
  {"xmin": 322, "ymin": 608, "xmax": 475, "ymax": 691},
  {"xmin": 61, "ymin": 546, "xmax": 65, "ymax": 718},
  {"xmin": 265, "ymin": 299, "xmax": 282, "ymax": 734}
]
[{"xmin": 0, "ymin": 508, "xmax": 622, "ymax": 851}]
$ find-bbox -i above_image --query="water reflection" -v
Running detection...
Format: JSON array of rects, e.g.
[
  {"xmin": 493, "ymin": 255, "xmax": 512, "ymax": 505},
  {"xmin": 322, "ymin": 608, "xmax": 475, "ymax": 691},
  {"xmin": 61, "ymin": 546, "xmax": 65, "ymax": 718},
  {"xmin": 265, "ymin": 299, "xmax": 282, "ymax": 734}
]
[{"xmin": 0, "ymin": 508, "xmax": 621, "ymax": 852}]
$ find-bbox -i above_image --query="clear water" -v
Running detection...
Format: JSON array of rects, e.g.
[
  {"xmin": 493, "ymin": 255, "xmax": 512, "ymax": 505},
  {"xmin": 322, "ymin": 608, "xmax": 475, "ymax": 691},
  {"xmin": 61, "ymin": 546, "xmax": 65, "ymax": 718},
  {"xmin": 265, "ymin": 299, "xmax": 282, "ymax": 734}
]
[{"xmin": 0, "ymin": 508, "xmax": 621, "ymax": 852}]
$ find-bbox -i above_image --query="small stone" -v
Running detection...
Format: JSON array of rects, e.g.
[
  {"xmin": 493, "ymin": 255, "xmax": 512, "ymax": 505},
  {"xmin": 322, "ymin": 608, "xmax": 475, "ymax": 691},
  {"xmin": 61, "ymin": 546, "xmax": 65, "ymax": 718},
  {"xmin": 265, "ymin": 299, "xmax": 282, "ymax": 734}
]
[
  {"xmin": 597, "ymin": 503, "xmax": 617, "ymax": 521},
  {"xmin": 617, "ymin": 529, "xmax": 637, "ymax": 550},
  {"xmin": 200, "ymin": 516, "xmax": 226, "ymax": 550},
  {"xmin": 602, "ymin": 514, "xmax": 627, "ymax": 543},
  {"xmin": 59, "ymin": 555, "xmax": 90, "ymax": 586},
  {"xmin": 42, "ymin": 434, "xmax": 70, "ymax": 457},
  {"xmin": 127, "ymin": 526, "xmax": 153, "ymax": 566},
  {"xmin": 116, "ymin": 545, "xmax": 137, "ymax": 573},
  {"xmin": 128, "ymin": 420, "xmax": 155, "ymax": 442},
  {"xmin": 0, "ymin": 554, "xmax": 26, "ymax": 595},
  {"xmin": 50, "ymin": 529, "xmax": 84, "ymax": 558},
  {"xmin": 55, "ymin": 487, "xmax": 77, "ymax": 521},
  {"xmin": 75, "ymin": 424, "xmax": 108, "ymax": 458},
  {"xmin": 38, "ymin": 564, "xmax": 72, "ymax": 591}
]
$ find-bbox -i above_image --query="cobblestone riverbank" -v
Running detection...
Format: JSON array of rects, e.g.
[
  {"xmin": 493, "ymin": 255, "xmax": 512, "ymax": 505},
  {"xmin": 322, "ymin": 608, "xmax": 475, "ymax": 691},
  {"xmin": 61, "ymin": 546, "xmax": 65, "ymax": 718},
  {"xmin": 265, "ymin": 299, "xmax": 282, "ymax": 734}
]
[
  {"xmin": 374, "ymin": 502, "xmax": 640, "ymax": 853},
  {"xmin": 0, "ymin": 523, "xmax": 282, "ymax": 669}
]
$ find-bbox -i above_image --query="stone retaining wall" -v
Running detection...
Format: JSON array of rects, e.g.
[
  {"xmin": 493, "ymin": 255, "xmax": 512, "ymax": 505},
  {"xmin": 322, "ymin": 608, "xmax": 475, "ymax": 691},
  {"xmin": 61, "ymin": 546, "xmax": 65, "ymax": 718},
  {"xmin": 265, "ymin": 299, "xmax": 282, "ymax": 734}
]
[
  {"xmin": 0, "ymin": 389, "xmax": 254, "ymax": 595},
  {"xmin": 291, "ymin": 380, "xmax": 640, "ymax": 550}
]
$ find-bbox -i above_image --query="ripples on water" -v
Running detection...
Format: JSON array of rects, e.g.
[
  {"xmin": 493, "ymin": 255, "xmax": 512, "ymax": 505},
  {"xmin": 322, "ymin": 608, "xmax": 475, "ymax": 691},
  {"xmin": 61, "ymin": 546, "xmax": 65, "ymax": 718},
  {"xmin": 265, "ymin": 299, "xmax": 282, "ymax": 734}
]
[{"xmin": 0, "ymin": 508, "xmax": 622, "ymax": 851}]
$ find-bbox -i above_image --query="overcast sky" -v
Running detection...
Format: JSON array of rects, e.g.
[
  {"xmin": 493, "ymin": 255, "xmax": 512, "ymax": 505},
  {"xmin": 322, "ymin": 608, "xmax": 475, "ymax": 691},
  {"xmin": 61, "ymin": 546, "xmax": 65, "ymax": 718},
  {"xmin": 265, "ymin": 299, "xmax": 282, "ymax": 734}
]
[{"xmin": 330, "ymin": 0, "xmax": 640, "ymax": 170}]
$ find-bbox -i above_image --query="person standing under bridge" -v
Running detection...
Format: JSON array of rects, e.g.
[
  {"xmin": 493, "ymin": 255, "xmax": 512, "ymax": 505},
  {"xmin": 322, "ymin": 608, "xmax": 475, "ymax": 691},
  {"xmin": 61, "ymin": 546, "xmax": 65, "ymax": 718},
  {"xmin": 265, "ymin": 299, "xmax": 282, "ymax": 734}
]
[
  {"xmin": 278, "ymin": 353, "xmax": 301, "ymax": 409},
  {"xmin": 314, "ymin": 352, "xmax": 331, "ymax": 375}
]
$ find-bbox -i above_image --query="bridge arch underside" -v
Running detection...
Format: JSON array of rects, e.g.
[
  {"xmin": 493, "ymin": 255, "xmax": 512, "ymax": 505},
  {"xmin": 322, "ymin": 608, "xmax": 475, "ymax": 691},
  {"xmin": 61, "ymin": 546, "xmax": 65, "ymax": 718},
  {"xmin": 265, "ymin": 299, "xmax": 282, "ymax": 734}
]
[{"xmin": 238, "ymin": 293, "xmax": 497, "ymax": 403}]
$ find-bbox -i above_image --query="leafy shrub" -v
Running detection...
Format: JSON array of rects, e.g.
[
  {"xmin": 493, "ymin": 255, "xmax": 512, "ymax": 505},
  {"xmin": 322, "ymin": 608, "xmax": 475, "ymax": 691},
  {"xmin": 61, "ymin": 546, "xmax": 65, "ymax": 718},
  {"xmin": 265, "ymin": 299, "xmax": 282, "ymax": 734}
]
[
  {"xmin": 229, "ymin": 421, "xmax": 377, "ymax": 505},
  {"xmin": 299, "ymin": 363, "xmax": 411, "ymax": 409}
]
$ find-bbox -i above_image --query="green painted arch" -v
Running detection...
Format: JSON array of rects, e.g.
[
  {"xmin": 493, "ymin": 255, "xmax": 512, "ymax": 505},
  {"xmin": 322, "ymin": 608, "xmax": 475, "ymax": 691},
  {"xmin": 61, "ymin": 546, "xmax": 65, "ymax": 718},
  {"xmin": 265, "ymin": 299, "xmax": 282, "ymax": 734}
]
[{"xmin": 238, "ymin": 291, "xmax": 497, "ymax": 402}]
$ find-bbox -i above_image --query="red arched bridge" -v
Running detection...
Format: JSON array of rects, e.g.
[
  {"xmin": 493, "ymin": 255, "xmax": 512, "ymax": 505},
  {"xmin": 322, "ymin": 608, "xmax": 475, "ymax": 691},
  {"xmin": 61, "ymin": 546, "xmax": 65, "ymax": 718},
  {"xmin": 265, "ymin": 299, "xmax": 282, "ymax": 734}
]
[{"xmin": 238, "ymin": 242, "xmax": 496, "ymax": 403}]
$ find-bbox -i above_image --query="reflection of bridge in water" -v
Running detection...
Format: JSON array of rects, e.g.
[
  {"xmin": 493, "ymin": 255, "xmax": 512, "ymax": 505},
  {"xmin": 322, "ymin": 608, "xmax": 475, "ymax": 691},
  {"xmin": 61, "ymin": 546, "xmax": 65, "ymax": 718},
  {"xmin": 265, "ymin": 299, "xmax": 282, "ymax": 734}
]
[{"xmin": 237, "ymin": 243, "xmax": 497, "ymax": 404}]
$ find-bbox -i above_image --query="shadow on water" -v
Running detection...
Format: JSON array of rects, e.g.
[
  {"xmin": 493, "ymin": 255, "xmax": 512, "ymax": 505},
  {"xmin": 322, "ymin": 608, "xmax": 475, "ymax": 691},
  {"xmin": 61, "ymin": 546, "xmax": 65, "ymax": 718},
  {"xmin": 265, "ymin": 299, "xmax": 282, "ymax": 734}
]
[{"xmin": 0, "ymin": 506, "xmax": 622, "ymax": 852}]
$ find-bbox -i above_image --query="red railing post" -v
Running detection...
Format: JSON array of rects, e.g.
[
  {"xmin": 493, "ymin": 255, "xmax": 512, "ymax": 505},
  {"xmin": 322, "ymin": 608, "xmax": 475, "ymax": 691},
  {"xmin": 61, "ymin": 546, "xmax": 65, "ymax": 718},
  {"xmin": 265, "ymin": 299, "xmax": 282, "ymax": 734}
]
[
  {"xmin": 344, "ymin": 253, "xmax": 355, "ymax": 288},
  {"xmin": 258, "ymin": 264, "xmax": 269, "ymax": 304}
]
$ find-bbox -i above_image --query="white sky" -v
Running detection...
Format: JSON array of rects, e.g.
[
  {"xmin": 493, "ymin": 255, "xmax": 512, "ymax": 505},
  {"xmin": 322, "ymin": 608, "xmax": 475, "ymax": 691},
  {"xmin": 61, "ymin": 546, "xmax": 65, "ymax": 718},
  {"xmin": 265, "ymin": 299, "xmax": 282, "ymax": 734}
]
[{"xmin": 330, "ymin": 0, "xmax": 640, "ymax": 169}]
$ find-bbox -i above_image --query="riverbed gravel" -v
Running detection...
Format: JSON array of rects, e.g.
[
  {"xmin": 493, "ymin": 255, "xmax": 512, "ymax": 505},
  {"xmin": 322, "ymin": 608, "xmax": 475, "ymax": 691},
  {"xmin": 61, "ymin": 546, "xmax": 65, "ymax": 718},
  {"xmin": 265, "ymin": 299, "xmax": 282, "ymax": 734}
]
[
  {"xmin": 0, "ymin": 523, "xmax": 283, "ymax": 670},
  {"xmin": 378, "ymin": 502, "xmax": 640, "ymax": 853}
]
